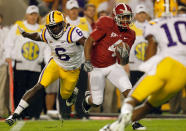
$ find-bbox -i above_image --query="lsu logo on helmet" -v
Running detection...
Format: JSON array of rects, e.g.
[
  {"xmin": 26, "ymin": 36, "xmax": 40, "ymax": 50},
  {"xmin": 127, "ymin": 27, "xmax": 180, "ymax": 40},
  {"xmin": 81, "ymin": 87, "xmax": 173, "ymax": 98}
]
[{"xmin": 46, "ymin": 10, "xmax": 67, "ymax": 39}]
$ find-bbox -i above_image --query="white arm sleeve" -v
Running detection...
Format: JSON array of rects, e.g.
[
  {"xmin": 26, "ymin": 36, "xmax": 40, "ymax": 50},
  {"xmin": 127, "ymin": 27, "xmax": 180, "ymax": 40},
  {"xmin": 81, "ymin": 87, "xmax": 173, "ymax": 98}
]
[{"xmin": 143, "ymin": 23, "xmax": 155, "ymax": 38}]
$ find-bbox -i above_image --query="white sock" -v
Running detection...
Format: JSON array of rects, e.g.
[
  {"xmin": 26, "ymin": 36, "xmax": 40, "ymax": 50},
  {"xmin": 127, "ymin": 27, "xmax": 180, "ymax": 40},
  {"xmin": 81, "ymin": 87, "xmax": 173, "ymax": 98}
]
[
  {"xmin": 121, "ymin": 102, "xmax": 133, "ymax": 114},
  {"xmin": 14, "ymin": 99, "xmax": 29, "ymax": 115}
]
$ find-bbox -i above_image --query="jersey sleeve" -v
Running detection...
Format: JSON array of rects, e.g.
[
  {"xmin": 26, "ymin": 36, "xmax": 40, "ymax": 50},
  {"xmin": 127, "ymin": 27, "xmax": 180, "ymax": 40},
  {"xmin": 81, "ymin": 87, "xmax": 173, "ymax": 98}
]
[
  {"xmin": 90, "ymin": 16, "xmax": 109, "ymax": 41},
  {"xmin": 40, "ymin": 26, "xmax": 49, "ymax": 43},
  {"xmin": 67, "ymin": 26, "xmax": 84, "ymax": 43},
  {"xmin": 90, "ymin": 28, "xmax": 106, "ymax": 41},
  {"xmin": 143, "ymin": 22, "xmax": 156, "ymax": 38}
]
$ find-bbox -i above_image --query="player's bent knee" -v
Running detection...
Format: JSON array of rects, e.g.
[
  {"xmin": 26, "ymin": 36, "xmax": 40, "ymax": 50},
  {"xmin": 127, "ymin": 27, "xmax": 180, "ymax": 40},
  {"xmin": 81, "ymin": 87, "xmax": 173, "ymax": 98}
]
[
  {"xmin": 122, "ymin": 89, "xmax": 131, "ymax": 97},
  {"xmin": 60, "ymin": 90, "xmax": 72, "ymax": 99},
  {"xmin": 144, "ymin": 101, "xmax": 155, "ymax": 112},
  {"xmin": 124, "ymin": 97, "xmax": 135, "ymax": 103},
  {"xmin": 92, "ymin": 98, "xmax": 103, "ymax": 106}
]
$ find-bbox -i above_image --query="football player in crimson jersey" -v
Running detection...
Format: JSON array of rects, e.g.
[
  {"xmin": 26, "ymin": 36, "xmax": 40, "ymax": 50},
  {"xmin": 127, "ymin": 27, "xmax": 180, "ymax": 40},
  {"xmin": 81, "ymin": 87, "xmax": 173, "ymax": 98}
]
[
  {"xmin": 83, "ymin": 3, "xmax": 145, "ymax": 130},
  {"xmin": 100, "ymin": 1, "xmax": 186, "ymax": 131}
]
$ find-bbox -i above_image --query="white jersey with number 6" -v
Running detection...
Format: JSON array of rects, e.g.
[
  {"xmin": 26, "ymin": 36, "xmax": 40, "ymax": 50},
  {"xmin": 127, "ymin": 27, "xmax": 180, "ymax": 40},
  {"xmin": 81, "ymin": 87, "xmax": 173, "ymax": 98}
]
[{"xmin": 41, "ymin": 25, "xmax": 84, "ymax": 70}]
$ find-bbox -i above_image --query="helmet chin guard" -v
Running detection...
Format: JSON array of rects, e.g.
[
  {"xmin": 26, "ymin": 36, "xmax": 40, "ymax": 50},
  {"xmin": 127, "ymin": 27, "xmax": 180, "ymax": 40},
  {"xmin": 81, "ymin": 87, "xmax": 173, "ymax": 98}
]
[{"xmin": 46, "ymin": 21, "xmax": 66, "ymax": 39}]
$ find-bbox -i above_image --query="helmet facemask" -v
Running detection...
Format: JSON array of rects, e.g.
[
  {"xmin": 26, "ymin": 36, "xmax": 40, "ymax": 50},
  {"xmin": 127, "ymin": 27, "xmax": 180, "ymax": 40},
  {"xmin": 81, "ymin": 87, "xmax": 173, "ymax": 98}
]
[
  {"xmin": 115, "ymin": 12, "xmax": 133, "ymax": 29},
  {"xmin": 46, "ymin": 21, "xmax": 66, "ymax": 39},
  {"xmin": 113, "ymin": 3, "xmax": 134, "ymax": 29}
]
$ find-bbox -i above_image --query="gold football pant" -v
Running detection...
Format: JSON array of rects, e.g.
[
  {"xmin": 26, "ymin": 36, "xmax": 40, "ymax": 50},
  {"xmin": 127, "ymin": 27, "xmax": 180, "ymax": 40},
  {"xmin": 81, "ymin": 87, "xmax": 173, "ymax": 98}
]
[
  {"xmin": 38, "ymin": 58, "xmax": 80, "ymax": 99},
  {"xmin": 130, "ymin": 57, "xmax": 186, "ymax": 107}
]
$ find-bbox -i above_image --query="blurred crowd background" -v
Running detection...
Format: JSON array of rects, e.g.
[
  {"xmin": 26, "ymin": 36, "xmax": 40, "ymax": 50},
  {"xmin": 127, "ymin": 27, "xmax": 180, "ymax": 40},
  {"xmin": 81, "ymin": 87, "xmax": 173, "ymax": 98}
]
[{"xmin": 0, "ymin": 0, "xmax": 186, "ymax": 120}]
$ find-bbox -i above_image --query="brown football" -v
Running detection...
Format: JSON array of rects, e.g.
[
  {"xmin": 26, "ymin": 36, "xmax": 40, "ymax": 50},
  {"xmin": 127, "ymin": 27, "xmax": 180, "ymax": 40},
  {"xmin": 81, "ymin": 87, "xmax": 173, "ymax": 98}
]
[{"xmin": 115, "ymin": 42, "xmax": 130, "ymax": 57}]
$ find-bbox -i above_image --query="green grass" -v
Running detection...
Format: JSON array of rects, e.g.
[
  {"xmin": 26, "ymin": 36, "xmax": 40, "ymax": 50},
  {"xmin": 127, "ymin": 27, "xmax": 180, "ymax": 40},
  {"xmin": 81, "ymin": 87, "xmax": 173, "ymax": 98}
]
[{"xmin": 0, "ymin": 119, "xmax": 186, "ymax": 131}]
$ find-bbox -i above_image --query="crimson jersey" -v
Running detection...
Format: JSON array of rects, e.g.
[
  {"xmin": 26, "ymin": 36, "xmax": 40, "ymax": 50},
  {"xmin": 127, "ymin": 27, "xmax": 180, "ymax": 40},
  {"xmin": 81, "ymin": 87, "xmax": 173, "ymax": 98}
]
[{"xmin": 90, "ymin": 16, "xmax": 136, "ymax": 68}]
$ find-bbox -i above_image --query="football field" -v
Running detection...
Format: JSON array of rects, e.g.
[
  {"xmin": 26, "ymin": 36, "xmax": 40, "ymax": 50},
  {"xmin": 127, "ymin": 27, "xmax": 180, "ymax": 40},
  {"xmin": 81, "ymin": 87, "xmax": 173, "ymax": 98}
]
[{"xmin": 1, "ymin": 119, "xmax": 186, "ymax": 131}]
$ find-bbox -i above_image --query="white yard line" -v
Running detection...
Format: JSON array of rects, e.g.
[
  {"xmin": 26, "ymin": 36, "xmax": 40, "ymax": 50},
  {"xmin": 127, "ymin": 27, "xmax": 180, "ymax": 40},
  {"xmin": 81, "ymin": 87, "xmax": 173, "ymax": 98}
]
[{"xmin": 10, "ymin": 121, "xmax": 25, "ymax": 131}]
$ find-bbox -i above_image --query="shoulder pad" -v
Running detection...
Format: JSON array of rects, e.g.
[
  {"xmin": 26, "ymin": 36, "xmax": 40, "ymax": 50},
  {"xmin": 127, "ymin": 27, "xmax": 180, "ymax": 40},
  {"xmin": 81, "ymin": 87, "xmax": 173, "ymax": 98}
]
[
  {"xmin": 149, "ymin": 18, "xmax": 161, "ymax": 25},
  {"xmin": 96, "ymin": 16, "xmax": 114, "ymax": 29}
]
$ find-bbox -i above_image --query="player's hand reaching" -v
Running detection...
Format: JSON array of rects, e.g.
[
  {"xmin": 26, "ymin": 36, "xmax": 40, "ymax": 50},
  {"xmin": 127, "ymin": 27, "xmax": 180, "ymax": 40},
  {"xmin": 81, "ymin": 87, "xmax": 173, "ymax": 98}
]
[
  {"xmin": 18, "ymin": 26, "xmax": 27, "ymax": 37},
  {"xmin": 84, "ymin": 60, "xmax": 93, "ymax": 72},
  {"xmin": 17, "ymin": 26, "xmax": 42, "ymax": 41}
]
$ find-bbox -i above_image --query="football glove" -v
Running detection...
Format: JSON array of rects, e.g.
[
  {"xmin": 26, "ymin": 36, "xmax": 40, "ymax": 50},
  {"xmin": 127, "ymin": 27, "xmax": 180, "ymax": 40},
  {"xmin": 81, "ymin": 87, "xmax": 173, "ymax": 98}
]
[
  {"xmin": 84, "ymin": 60, "xmax": 93, "ymax": 72},
  {"xmin": 116, "ymin": 43, "xmax": 130, "ymax": 65},
  {"xmin": 120, "ymin": 56, "xmax": 129, "ymax": 65},
  {"xmin": 116, "ymin": 44, "xmax": 129, "ymax": 59}
]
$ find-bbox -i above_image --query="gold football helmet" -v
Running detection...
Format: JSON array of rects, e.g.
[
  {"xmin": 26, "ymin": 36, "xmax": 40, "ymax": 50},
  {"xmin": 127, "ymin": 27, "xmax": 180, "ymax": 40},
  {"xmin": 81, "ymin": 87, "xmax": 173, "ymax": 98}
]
[
  {"xmin": 154, "ymin": 0, "xmax": 178, "ymax": 18},
  {"xmin": 46, "ymin": 10, "xmax": 66, "ymax": 39}
]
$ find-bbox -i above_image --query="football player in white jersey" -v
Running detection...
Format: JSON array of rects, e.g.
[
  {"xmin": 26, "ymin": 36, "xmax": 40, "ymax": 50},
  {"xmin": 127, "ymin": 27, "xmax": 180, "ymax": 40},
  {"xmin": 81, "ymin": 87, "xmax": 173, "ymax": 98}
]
[
  {"xmin": 5, "ymin": 10, "xmax": 86, "ymax": 126},
  {"xmin": 100, "ymin": 2, "xmax": 186, "ymax": 131}
]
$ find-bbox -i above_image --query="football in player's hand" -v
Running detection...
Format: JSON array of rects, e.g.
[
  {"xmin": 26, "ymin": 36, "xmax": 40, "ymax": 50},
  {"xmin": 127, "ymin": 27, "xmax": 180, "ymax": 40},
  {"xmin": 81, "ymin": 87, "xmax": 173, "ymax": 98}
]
[
  {"xmin": 115, "ymin": 42, "xmax": 130, "ymax": 65},
  {"xmin": 115, "ymin": 42, "xmax": 130, "ymax": 58}
]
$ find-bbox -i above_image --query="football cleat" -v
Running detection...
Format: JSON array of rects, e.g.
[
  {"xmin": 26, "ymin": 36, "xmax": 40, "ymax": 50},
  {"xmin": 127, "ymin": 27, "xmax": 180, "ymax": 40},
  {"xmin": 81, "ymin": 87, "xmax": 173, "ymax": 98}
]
[
  {"xmin": 66, "ymin": 87, "xmax": 79, "ymax": 106},
  {"xmin": 82, "ymin": 91, "xmax": 91, "ymax": 113},
  {"xmin": 99, "ymin": 121, "xmax": 120, "ymax": 131},
  {"xmin": 99, "ymin": 124, "xmax": 111, "ymax": 131},
  {"xmin": 132, "ymin": 121, "xmax": 146, "ymax": 130},
  {"xmin": 5, "ymin": 113, "xmax": 19, "ymax": 126},
  {"xmin": 99, "ymin": 113, "xmax": 132, "ymax": 131}
]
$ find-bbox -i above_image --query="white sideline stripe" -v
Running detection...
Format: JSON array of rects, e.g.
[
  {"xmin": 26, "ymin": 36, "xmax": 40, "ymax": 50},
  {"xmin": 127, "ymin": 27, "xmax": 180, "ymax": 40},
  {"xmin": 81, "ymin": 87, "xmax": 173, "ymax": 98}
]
[{"xmin": 10, "ymin": 121, "xmax": 25, "ymax": 131}]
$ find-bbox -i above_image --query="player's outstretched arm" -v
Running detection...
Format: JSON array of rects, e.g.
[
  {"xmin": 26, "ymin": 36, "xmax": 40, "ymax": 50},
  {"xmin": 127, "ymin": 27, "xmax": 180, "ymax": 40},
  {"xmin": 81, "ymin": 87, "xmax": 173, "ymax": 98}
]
[{"xmin": 18, "ymin": 26, "xmax": 42, "ymax": 42}]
